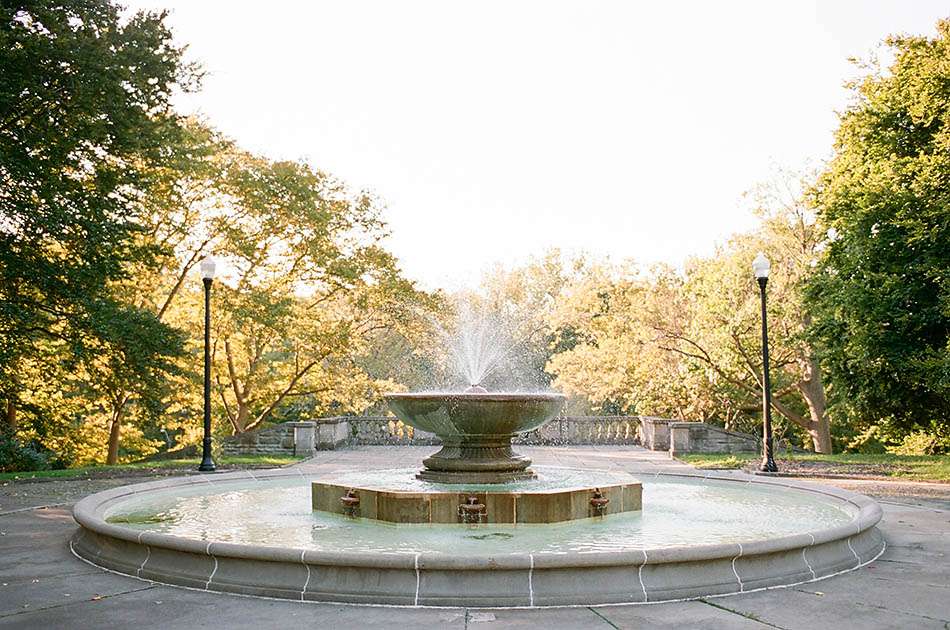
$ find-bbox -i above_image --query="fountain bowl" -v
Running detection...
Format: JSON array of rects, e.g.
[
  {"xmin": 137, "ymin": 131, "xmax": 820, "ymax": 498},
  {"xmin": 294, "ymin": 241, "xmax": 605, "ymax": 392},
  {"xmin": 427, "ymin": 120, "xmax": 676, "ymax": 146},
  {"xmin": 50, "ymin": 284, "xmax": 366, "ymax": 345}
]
[{"xmin": 384, "ymin": 392, "xmax": 565, "ymax": 483}]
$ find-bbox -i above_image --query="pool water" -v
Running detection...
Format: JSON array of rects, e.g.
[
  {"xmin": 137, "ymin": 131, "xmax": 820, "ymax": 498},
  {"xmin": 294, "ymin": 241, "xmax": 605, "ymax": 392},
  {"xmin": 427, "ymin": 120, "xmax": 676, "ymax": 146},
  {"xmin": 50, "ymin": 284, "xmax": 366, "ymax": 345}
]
[{"xmin": 104, "ymin": 471, "xmax": 855, "ymax": 556}]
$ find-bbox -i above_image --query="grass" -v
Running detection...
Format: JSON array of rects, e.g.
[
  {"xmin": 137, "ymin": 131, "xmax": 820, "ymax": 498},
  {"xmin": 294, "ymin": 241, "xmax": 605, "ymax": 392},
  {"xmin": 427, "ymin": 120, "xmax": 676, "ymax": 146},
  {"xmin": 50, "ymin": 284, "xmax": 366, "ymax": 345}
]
[
  {"xmin": 676, "ymin": 452, "xmax": 950, "ymax": 482},
  {"xmin": 0, "ymin": 454, "xmax": 304, "ymax": 482}
]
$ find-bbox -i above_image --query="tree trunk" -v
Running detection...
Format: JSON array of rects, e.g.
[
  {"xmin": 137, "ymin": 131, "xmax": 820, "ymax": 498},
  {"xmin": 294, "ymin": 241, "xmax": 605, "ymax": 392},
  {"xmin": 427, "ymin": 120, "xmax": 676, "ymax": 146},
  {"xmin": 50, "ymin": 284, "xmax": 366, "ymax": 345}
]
[
  {"xmin": 4, "ymin": 399, "xmax": 14, "ymax": 432},
  {"xmin": 810, "ymin": 417, "xmax": 833, "ymax": 455},
  {"xmin": 799, "ymin": 355, "xmax": 832, "ymax": 454},
  {"xmin": 234, "ymin": 402, "xmax": 250, "ymax": 434},
  {"xmin": 106, "ymin": 400, "xmax": 127, "ymax": 465}
]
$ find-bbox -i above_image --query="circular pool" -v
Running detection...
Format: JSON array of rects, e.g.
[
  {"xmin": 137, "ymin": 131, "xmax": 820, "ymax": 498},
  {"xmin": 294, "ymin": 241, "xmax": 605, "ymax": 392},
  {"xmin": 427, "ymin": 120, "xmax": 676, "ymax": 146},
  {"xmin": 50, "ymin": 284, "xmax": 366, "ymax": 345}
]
[{"xmin": 72, "ymin": 467, "xmax": 884, "ymax": 607}]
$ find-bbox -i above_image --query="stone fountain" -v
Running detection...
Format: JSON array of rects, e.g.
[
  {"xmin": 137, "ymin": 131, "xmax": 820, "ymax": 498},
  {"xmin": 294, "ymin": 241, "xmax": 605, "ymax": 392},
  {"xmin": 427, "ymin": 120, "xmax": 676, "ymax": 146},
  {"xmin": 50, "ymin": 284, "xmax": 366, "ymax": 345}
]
[
  {"xmin": 310, "ymin": 305, "xmax": 643, "ymax": 524},
  {"xmin": 385, "ymin": 388, "xmax": 564, "ymax": 483},
  {"xmin": 311, "ymin": 386, "xmax": 643, "ymax": 524},
  {"xmin": 71, "ymin": 300, "xmax": 885, "ymax": 606}
]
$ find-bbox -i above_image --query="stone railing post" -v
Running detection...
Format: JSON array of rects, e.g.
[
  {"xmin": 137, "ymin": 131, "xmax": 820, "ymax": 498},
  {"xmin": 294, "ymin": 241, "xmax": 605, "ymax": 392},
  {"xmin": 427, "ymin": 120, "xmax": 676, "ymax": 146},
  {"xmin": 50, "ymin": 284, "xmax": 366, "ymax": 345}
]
[
  {"xmin": 315, "ymin": 417, "xmax": 350, "ymax": 450},
  {"xmin": 669, "ymin": 422, "xmax": 692, "ymax": 456},
  {"xmin": 638, "ymin": 417, "xmax": 671, "ymax": 451},
  {"xmin": 289, "ymin": 421, "xmax": 316, "ymax": 457}
]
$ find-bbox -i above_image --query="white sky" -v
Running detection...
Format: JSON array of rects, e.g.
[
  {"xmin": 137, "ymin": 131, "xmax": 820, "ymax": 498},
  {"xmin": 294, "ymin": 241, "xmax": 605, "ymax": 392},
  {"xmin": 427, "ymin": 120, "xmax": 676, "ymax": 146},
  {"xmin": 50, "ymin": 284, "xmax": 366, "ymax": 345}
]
[{"xmin": 125, "ymin": 0, "xmax": 946, "ymax": 290}]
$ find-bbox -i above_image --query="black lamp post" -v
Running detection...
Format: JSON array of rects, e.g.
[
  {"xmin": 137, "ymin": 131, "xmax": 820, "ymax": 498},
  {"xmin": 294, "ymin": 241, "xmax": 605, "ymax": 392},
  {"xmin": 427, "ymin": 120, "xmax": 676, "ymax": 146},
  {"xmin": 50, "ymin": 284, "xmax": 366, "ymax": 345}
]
[
  {"xmin": 753, "ymin": 252, "xmax": 778, "ymax": 473},
  {"xmin": 198, "ymin": 256, "xmax": 217, "ymax": 472}
]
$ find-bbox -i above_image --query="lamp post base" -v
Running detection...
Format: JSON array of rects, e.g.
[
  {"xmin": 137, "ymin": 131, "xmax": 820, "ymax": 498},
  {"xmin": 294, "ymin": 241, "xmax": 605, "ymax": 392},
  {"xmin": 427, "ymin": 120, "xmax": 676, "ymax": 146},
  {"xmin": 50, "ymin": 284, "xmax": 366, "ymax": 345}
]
[{"xmin": 198, "ymin": 437, "xmax": 216, "ymax": 472}]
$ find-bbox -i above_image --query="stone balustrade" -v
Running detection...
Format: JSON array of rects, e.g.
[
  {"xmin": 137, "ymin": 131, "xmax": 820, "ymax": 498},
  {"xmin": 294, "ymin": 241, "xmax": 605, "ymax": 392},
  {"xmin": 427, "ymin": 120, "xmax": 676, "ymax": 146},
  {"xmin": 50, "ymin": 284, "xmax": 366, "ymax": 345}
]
[
  {"xmin": 221, "ymin": 414, "xmax": 764, "ymax": 457},
  {"xmin": 348, "ymin": 416, "xmax": 440, "ymax": 446},
  {"xmin": 517, "ymin": 416, "xmax": 639, "ymax": 445}
]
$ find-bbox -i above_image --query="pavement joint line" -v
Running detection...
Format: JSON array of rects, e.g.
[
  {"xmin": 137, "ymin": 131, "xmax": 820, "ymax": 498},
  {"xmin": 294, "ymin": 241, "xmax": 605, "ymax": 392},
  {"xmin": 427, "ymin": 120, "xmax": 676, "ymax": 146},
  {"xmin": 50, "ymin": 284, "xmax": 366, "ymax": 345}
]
[
  {"xmin": 0, "ymin": 570, "xmax": 103, "ymax": 585},
  {"xmin": 875, "ymin": 557, "xmax": 941, "ymax": 567},
  {"xmin": 0, "ymin": 584, "xmax": 158, "ymax": 620},
  {"xmin": 587, "ymin": 606, "xmax": 621, "ymax": 628},
  {"xmin": 846, "ymin": 598, "xmax": 950, "ymax": 625},
  {"xmin": 699, "ymin": 599, "xmax": 788, "ymax": 629},
  {"xmin": 877, "ymin": 499, "xmax": 950, "ymax": 511}
]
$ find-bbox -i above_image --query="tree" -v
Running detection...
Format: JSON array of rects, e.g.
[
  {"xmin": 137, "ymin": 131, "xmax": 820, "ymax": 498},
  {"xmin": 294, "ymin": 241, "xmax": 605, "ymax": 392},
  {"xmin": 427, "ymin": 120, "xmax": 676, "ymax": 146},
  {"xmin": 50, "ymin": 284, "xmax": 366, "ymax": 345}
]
[
  {"xmin": 101, "ymin": 121, "xmax": 236, "ymax": 461},
  {"xmin": 209, "ymin": 152, "xmax": 429, "ymax": 433},
  {"xmin": 806, "ymin": 20, "xmax": 950, "ymax": 448},
  {"xmin": 0, "ymin": 1, "xmax": 199, "ymax": 461},
  {"xmin": 546, "ymin": 262, "xmax": 716, "ymax": 419},
  {"xmin": 664, "ymin": 186, "xmax": 833, "ymax": 452},
  {"xmin": 546, "ymin": 172, "xmax": 835, "ymax": 452}
]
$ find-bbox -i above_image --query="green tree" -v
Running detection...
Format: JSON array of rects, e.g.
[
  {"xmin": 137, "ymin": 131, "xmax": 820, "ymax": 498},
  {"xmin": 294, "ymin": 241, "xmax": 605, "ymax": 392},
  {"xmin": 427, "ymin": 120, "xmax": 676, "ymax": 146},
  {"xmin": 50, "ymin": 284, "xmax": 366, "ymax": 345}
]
[
  {"xmin": 806, "ymin": 20, "xmax": 950, "ymax": 448},
  {"xmin": 547, "ymin": 172, "xmax": 834, "ymax": 452},
  {"xmin": 0, "ymin": 1, "xmax": 199, "ymax": 462},
  {"xmin": 209, "ymin": 152, "xmax": 429, "ymax": 433}
]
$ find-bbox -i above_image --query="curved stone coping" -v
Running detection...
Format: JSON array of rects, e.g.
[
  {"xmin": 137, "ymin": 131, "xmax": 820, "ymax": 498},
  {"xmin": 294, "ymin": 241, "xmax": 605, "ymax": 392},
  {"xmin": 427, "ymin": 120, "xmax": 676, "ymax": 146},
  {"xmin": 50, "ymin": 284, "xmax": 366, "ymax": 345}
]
[{"xmin": 71, "ymin": 468, "xmax": 885, "ymax": 607}]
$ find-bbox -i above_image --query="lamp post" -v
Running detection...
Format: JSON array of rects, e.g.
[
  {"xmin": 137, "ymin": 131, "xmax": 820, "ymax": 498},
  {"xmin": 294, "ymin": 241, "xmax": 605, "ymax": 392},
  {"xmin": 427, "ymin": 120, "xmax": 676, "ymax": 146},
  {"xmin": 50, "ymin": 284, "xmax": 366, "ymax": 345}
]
[
  {"xmin": 198, "ymin": 256, "xmax": 217, "ymax": 472},
  {"xmin": 753, "ymin": 252, "xmax": 778, "ymax": 473}
]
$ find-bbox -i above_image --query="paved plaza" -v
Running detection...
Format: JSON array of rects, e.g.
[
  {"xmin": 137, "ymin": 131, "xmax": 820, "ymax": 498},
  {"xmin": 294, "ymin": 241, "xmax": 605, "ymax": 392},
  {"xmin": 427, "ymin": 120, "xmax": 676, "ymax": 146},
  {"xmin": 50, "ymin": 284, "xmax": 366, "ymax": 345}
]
[{"xmin": 0, "ymin": 446, "xmax": 948, "ymax": 629}]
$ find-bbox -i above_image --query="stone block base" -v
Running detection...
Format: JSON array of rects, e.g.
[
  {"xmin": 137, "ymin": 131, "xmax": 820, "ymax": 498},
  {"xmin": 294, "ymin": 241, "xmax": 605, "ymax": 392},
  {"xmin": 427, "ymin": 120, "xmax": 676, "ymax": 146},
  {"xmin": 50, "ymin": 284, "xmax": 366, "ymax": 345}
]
[{"xmin": 312, "ymin": 480, "xmax": 642, "ymax": 524}]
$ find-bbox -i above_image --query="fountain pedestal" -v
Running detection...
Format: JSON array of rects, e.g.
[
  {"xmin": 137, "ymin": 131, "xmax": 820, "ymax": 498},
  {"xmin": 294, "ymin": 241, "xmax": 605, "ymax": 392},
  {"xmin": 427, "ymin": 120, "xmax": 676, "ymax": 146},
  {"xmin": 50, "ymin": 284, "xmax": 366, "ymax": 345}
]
[{"xmin": 419, "ymin": 440, "xmax": 535, "ymax": 484}]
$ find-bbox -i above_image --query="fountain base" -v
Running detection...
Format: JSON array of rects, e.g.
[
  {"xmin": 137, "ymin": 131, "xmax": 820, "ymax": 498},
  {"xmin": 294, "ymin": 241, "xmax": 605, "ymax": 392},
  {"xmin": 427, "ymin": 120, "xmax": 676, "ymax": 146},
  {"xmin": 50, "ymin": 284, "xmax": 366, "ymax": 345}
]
[
  {"xmin": 419, "ymin": 441, "xmax": 536, "ymax": 484},
  {"xmin": 311, "ymin": 467, "xmax": 642, "ymax": 524}
]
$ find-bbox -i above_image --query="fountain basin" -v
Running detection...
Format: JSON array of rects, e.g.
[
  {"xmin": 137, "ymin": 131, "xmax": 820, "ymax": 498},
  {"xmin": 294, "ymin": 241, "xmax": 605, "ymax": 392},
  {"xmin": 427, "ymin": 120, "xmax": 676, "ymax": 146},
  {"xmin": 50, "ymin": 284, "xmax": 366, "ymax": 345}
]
[
  {"xmin": 71, "ymin": 468, "xmax": 884, "ymax": 607},
  {"xmin": 384, "ymin": 392, "xmax": 566, "ymax": 483},
  {"xmin": 311, "ymin": 467, "xmax": 642, "ymax": 524}
]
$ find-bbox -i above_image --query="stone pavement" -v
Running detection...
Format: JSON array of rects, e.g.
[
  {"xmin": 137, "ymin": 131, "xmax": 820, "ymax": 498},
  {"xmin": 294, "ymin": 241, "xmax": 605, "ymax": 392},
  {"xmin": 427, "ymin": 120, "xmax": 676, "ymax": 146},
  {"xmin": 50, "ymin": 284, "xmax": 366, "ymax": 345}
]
[{"xmin": 0, "ymin": 446, "xmax": 948, "ymax": 629}]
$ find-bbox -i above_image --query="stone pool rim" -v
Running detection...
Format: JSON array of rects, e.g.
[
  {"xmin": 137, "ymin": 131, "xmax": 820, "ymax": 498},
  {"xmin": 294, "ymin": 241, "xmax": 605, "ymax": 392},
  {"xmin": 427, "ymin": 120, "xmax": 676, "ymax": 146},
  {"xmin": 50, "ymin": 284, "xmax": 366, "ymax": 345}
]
[{"xmin": 71, "ymin": 467, "xmax": 885, "ymax": 607}]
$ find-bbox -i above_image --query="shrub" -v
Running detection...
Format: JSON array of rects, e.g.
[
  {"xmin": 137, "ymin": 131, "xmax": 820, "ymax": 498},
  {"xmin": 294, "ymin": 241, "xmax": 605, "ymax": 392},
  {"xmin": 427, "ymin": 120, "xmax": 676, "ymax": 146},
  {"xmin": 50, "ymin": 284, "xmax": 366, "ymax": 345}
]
[
  {"xmin": 888, "ymin": 427, "xmax": 950, "ymax": 456},
  {"xmin": 0, "ymin": 432, "xmax": 50, "ymax": 473}
]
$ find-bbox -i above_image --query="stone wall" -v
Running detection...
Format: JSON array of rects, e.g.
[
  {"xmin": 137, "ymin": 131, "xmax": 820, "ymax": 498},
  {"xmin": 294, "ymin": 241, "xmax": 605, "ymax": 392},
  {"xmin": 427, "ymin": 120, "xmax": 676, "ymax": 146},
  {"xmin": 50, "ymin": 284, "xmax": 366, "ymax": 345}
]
[
  {"xmin": 348, "ymin": 416, "xmax": 440, "ymax": 446},
  {"xmin": 220, "ymin": 422, "xmax": 296, "ymax": 456},
  {"xmin": 668, "ymin": 421, "xmax": 761, "ymax": 455}
]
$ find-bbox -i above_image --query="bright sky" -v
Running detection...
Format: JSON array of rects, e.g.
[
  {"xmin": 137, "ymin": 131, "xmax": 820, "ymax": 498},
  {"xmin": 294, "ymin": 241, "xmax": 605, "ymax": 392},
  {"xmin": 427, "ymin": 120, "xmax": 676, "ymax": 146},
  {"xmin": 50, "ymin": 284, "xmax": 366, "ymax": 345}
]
[{"xmin": 125, "ymin": 0, "xmax": 946, "ymax": 290}]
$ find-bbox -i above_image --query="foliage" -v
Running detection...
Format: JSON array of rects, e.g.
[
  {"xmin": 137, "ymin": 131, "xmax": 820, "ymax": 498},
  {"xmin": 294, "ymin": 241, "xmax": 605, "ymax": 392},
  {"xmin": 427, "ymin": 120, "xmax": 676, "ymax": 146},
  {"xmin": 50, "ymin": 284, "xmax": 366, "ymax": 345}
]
[
  {"xmin": 0, "ymin": 429, "xmax": 49, "ymax": 472},
  {"xmin": 0, "ymin": 1, "xmax": 432, "ymax": 464},
  {"xmin": 806, "ymin": 20, "xmax": 950, "ymax": 445},
  {"xmin": 206, "ymin": 151, "xmax": 435, "ymax": 433},
  {"xmin": 545, "ymin": 175, "xmax": 835, "ymax": 452},
  {"xmin": 887, "ymin": 423, "xmax": 950, "ymax": 455},
  {"xmin": 0, "ymin": 0, "xmax": 197, "ymax": 462}
]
